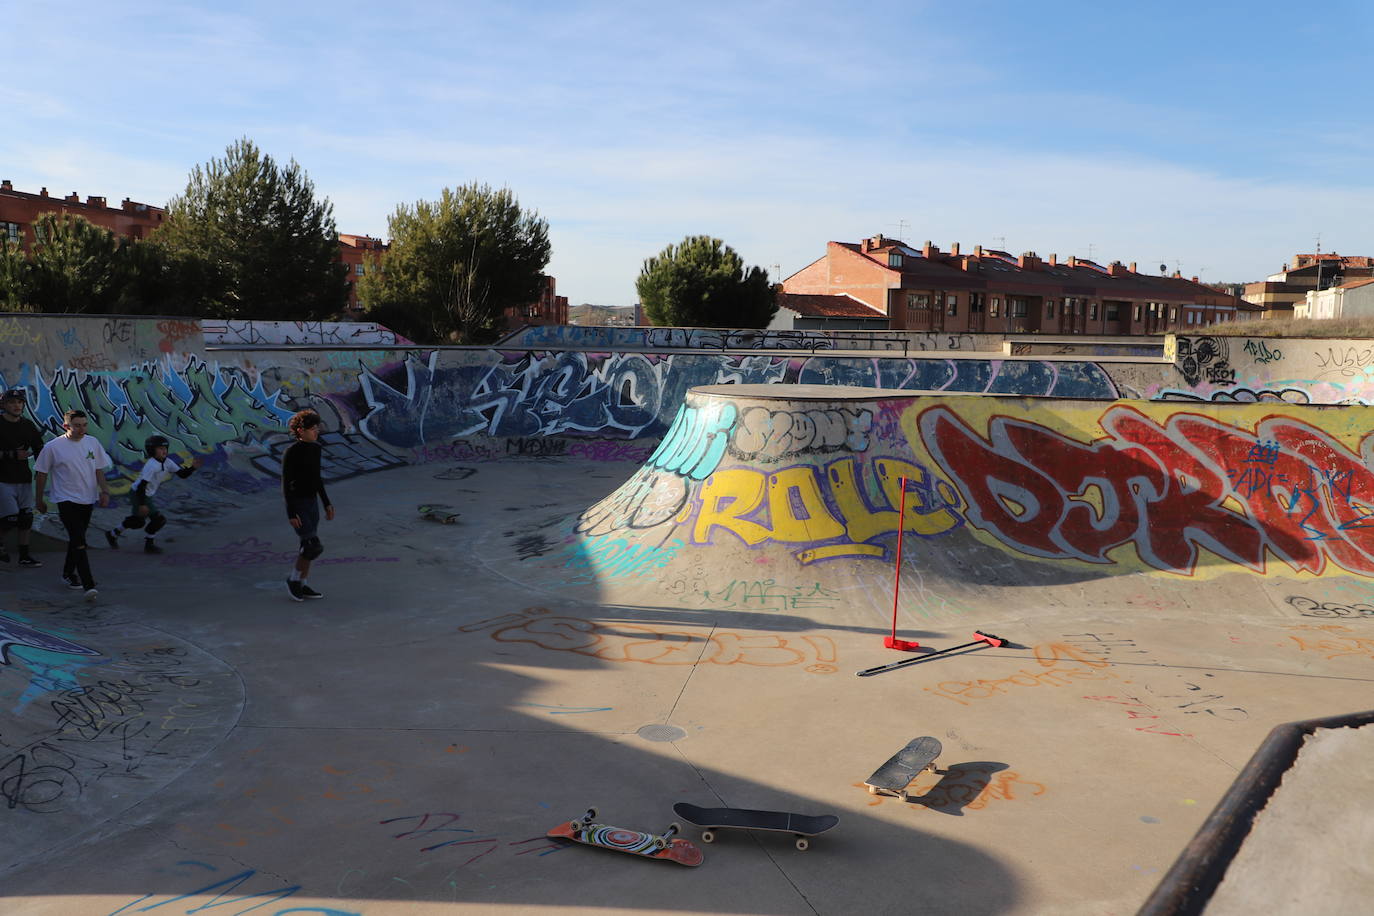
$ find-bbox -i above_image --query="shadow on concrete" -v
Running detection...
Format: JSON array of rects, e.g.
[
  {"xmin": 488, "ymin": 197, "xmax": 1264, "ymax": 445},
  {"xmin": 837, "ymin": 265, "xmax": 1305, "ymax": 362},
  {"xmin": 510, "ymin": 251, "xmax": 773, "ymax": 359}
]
[{"xmin": 0, "ymin": 460, "xmax": 1027, "ymax": 915}]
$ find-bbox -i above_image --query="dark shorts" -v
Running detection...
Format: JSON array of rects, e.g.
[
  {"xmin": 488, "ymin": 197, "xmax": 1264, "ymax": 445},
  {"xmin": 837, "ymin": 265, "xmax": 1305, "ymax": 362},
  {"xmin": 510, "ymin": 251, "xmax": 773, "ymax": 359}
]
[{"xmin": 287, "ymin": 498, "xmax": 320, "ymax": 540}]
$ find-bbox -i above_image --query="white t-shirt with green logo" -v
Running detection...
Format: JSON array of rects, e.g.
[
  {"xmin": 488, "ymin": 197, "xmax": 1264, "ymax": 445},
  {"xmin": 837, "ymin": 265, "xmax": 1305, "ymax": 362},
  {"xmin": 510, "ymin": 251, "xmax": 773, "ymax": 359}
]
[{"xmin": 33, "ymin": 435, "xmax": 112, "ymax": 504}]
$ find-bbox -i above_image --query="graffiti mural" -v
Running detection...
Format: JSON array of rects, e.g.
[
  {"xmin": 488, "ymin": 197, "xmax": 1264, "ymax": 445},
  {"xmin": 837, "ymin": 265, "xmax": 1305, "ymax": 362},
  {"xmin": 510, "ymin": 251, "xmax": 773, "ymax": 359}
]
[{"xmin": 917, "ymin": 401, "xmax": 1374, "ymax": 578}]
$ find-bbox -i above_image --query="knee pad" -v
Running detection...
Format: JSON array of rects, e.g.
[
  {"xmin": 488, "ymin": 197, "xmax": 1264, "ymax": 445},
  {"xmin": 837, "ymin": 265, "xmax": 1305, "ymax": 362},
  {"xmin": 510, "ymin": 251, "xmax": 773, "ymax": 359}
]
[
  {"xmin": 0, "ymin": 514, "xmax": 16, "ymax": 533},
  {"xmin": 123, "ymin": 515, "xmax": 146, "ymax": 530},
  {"xmin": 145, "ymin": 514, "xmax": 166, "ymax": 535},
  {"xmin": 16, "ymin": 509, "xmax": 32, "ymax": 531},
  {"xmin": 299, "ymin": 536, "xmax": 324, "ymax": 561}
]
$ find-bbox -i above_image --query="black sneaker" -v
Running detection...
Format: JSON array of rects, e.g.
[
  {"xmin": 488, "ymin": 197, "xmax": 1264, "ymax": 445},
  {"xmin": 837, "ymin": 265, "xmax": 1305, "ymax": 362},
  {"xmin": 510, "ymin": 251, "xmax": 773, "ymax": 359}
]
[
  {"xmin": 17, "ymin": 554, "xmax": 41, "ymax": 568},
  {"xmin": 144, "ymin": 541, "xmax": 163, "ymax": 555},
  {"xmin": 286, "ymin": 579, "xmax": 305, "ymax": 602},
  {"xmin": 105, "ymin": 530, "xmax": 120, "ymax": 549},
  {"xmin": 63, "ymin": 574, "xmax": 83, "ymax": 590},
  {"xmin": 299, "ymin": 584, "xmax": 323, "ymax": 599}
]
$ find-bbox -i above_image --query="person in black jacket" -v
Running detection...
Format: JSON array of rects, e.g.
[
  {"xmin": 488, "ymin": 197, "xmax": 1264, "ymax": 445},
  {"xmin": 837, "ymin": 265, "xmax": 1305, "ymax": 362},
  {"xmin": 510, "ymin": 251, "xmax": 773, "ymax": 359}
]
[
  {"xmin": 282, "ymin": 409, "xmax": 334, "ymax": 601},
  {"xmin": 0, "ymin": 388, "xmax": 47, "ymax": 567}
]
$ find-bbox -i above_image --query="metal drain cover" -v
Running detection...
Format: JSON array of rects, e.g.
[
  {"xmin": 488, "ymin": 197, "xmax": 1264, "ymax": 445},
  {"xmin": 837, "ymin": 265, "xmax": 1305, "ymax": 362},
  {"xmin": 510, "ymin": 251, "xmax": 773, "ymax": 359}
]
[{"xmin": 637, "ymin": 724, "xmax": 687, "ymax": 743}]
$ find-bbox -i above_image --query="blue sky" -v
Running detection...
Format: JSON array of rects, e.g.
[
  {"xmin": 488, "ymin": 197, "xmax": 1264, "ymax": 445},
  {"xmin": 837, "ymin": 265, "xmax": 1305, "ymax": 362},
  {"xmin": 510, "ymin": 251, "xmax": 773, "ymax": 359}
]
[{"xmin": 7, "ymin": 1, "xmax": 1372, "ymax": 305}]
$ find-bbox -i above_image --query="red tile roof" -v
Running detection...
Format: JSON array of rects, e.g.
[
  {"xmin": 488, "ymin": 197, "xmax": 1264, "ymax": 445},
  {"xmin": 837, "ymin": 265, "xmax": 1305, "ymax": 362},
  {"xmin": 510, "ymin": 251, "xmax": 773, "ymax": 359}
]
[{"xmin": 778, "ymin": 293, "xmax": 886, "ymax": 319}]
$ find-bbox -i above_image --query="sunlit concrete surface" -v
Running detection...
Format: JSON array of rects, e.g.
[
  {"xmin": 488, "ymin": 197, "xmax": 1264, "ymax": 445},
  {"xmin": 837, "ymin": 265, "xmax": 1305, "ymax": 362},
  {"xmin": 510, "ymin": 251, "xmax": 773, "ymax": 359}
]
[
  {"xmin": 2, "ymin": 444, "xmax": 1372, "ymax": 915},
  {"xmin": 5, "ymin": 316, "xmax": 1374, "ymax": 915}
]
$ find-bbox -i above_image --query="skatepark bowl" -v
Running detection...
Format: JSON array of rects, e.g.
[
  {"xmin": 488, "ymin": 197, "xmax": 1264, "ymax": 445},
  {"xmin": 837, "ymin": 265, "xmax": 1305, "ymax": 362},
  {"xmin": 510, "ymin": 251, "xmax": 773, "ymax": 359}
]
[{"xmin": 2, "ymin": 315, "xmax": 1373, "ymax": 915}]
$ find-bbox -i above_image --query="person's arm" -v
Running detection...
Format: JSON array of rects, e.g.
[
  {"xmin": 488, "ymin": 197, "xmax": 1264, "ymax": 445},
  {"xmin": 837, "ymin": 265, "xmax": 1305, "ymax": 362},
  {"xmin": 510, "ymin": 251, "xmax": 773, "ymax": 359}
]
[
  {"xmin": 315, "ymin": 446, "xmax": 334, "ymax": 520},
  {"xmin": 95, "ymin": 443, "xmax": 112, "ymax": 507},
  {"xmin": 32, "ymin": 444, "xmax": 51, "ymax": 512},
  {"xmin": 26, "ymin": 423, "xmax": 44, "ymax": 460}
]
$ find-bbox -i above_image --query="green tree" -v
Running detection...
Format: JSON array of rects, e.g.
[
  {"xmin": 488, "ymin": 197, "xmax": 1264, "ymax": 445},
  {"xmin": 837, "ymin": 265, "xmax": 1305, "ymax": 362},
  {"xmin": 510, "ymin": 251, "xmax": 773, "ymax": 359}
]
[
  {"xmin": 154, "ymin": 137, "xmax": 348, "ymax": 319},
  {"xmin": 635, "ymin": 236, "xmax": 776, "ymax": 328},
  {"xmin": 358, "ymin": 183, "xmax": 550, "ymax": 344},
  {"xmin": 19, "ymin": 213, "xmax": 129, "ymax": 313},
  {"xmin": 0, "ymin": 239, "xmax": 27, "ymax": 310}
]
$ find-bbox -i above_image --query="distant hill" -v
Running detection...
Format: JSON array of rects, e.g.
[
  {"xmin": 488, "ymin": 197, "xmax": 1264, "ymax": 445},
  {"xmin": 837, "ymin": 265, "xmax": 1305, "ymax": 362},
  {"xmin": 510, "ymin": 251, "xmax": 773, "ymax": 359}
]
[{"xmin": 569, "ymin": 303, "xmax": 637, "ymax": 326}]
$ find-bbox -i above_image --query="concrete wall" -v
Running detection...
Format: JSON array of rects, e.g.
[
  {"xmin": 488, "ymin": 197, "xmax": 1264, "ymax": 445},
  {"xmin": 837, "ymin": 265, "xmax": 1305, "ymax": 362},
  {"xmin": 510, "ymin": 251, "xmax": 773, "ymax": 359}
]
[
  {"xmin": 1166, "ymin": 334, "xmax": 1374, "ymax": 404},
  {"xmin": 7, "ymin": 316, "xmax": 1374, "ymax": 520},
  {"xmin": 566, "ymin": 387, "xmax": 1374, "ymax": 607}
]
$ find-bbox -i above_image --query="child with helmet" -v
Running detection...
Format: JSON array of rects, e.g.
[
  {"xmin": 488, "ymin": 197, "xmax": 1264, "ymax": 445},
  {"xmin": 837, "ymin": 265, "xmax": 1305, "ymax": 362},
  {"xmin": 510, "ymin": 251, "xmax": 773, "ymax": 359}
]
[{"xmin": 105, "ymin": 435, "xmax": 203, "ymax": 554}]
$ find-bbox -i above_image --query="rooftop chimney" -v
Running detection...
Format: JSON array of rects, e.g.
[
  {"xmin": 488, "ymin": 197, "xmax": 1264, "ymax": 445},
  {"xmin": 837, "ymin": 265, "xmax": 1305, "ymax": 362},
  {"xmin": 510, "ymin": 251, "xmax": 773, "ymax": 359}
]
[
  {"xmin": 922, "ymin": 240, "xmax": 939, "ymax": 259},
  {"xmin": 0, "ymin": 180, "xmax": 10, "ymax": 192},
  {"xmin": 86, "ymin": 195, "xmax": 106, "ymax": 209},
  {"xmin": 1108, "ymin": 261, "xmax": 1130, "ymax": 277},
  {"xmin": 950, "ymin": 242, "xmax": 960, "ymax": 256},
  {"xmin": 39, "ymin": 187, "xmax": 47, "ymax": 197},
  {"xmin": 1129, "ymin": 262, "xmax": 1137, "ymax": 273},
  {"xmin": 1019, "ymin": 251, "xmax": 1040, "ymax": 270},
  {"xmin": 974, "ymin": 245, "xmax": 983, "ymax": 256},
  {"xmin": 65, "ymin": 192, "xmax": 80, "ymax": 203},
  {"xmin": 1048, "ymin": 253, "xmax": 1057, "ymax": 266}
]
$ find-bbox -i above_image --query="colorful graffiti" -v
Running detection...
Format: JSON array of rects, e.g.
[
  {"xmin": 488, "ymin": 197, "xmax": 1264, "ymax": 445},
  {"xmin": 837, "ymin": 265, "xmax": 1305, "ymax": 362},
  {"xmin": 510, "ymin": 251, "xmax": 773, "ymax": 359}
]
[
  {"xmin": 692, "ymin": 456, "xmax": 963, "ymax": 562},
  {"xmin": 918, "ymin": 402, "xmax": 1374, "ymax": 578}
]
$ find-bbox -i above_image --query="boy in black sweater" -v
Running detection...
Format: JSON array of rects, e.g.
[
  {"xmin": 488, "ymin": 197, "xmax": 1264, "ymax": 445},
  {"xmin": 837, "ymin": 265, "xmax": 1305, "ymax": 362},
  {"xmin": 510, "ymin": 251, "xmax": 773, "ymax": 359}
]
[
  {"xmin": 282, "ymin": 409, "xmax": 334, "ymax": 601},
  {"xmin": 0, "ymin": 388, "xmax": 46, "ymax": 567}
]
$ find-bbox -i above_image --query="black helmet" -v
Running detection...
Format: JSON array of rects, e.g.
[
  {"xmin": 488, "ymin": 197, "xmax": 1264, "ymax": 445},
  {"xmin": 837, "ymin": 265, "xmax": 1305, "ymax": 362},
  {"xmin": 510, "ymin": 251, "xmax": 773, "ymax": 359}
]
[
  {"xmin": 144, "ymin": 435, "xmax": 170, "ymax": 458},
  {"xmin": 1, "ymin": 388, "xmax": 25, "ymax": 403}
]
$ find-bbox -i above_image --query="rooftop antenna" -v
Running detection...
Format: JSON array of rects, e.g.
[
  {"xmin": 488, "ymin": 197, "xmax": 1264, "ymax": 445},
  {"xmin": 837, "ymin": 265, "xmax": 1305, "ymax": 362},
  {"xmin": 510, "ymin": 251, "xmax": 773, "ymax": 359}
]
[
  {"xmin": 770, "ymin": 263, "xmax": 781, "ymax": 281},
  {"xmin": 1087, "ymin": 243, "xmax": 1095, "ymax": 261},
  {"xmin": 1159, "ymin": 263, "xmax": 1168, "ymax": 275},
  {"xmin": 890, "ymin": 219, "xmax": 910, "ymax": 242},
  {"xmin": 993, "ymin": 236, "xmax": 1006, "ymax": 250},
  {"xmin": 1316, "ymin": 233, "xmax": 1322, "ymax": 254}
]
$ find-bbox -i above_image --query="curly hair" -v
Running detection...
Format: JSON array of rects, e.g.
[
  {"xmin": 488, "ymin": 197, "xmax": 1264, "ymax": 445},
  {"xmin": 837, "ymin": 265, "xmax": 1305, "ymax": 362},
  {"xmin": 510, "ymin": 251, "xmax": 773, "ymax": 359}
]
[{"xmin": 287, "ymin": 409, "xmax": 322, "ymax": 439}]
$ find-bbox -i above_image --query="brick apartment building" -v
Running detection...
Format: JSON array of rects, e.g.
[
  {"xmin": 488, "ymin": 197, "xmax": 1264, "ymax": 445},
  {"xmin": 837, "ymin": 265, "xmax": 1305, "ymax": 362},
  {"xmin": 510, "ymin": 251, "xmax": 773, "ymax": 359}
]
[
  {"xmin": 503, "ymin": 274, "xmax": 569, "ymax": 329},
  {"xmin": 1244, "ymin": 253, "xmax": 1374, "ymax": 319},
  {"xmin": 0, "ymin": 179, "xmax": 166, "ymax": 247},
  {"xmin": 783, "ymin": 236, "xmax": 1254, "ymax": 334},
  {"xmin": 338, "ymin": 233, "xmax": 387, "ymax": 314}
]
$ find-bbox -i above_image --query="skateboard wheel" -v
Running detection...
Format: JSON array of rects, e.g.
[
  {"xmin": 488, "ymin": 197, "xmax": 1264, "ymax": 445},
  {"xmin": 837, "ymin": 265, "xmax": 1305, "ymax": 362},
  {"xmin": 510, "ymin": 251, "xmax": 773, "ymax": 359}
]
[
  {"xmin": 582, "ymin": 807, "xmax": 597, "ymax": 824},
  {"xmin": 795, "ymin": 838, "xmax": 809, "ymax": 851},
  {"xmin": 701, "ymin": 830, "xmax": 716, "ymax": 844},
  {"xmin": 654, "ymin": 836, "xmax": 668, "ymax": 850},
  {"xmin": 867, "ymin": 785, "xmax": 879, "ymax": 795}
]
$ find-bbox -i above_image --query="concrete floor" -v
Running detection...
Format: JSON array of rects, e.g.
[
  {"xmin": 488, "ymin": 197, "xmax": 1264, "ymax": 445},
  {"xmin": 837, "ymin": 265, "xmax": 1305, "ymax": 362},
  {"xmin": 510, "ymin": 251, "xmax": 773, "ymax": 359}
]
[{"xmin": 2, "ymin": 457, "xmax": 1373, "ymax": 915}]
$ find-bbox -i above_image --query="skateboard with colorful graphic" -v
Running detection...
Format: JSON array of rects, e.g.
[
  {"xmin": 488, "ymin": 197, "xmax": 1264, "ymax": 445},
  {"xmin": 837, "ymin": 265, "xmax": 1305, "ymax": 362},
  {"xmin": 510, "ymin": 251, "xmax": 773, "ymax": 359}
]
[
  {"xmin": 672, "ymin": 802, "xmax": 838, "ymax": 851},
  {"xmin": 417, "ymin": 503, "xmax": 460, "ymax": 524},
  {"xmin": 864, "ymin": 736, "xmax": 942, "ymax": 800},
  {"xmin": 547, "ymin": 808, "xmax": 703, "ymax": 866}
]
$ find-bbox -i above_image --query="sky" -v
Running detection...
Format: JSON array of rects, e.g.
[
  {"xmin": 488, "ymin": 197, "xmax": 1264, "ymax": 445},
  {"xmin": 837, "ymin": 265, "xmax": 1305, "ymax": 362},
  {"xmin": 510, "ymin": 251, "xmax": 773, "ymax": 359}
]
[{"xmin": 6, "ymin": 1, "xmax": 1373, "ymax": 305}]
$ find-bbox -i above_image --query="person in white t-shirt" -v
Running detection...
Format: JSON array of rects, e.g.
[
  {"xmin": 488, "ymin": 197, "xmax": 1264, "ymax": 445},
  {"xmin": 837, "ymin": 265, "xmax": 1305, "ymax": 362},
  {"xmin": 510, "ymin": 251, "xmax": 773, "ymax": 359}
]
[
  {"xmin": 105, "ymin": 434, "xmax": 202, "ymax": 554},
  {"xmin": 33, "ymin": 410, "xmax": 111, "ymax": 601}
]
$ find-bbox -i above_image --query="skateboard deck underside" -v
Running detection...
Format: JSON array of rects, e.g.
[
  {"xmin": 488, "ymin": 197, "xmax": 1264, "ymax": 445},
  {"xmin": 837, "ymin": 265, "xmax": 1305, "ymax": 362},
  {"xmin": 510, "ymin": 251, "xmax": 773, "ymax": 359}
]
[{"xmin": 547, "ymin": 820, "xmax": 703, "ymax": 866}]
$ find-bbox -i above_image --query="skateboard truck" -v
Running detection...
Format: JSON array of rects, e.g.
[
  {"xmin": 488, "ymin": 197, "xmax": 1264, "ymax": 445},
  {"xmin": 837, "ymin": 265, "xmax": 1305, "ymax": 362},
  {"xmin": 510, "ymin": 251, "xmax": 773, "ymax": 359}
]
[{"xmin": 857, "ymin": 630, "xmax": 1009, "ymax": 677}]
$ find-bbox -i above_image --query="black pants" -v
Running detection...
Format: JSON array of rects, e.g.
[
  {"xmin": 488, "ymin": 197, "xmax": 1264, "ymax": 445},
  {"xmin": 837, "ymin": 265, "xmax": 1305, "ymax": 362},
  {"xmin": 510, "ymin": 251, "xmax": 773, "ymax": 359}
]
[{"xmin": 57, "ymin": 500, "xmax": 95, "ymax": 589}]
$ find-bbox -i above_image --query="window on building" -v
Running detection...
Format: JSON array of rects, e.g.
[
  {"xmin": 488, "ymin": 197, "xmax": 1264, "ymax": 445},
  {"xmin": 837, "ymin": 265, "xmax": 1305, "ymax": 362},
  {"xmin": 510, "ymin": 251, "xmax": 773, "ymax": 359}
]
[
  {"xmin": 1090, "ymin": 302, "xmax": 1099, "ymax": 320},
  {"xmin": 1046, "ymin": 300, "xmax": 1055, "ymax": 318},
  {"xmin": 1010, "ymin": 298, "xmax": 1027, "ymax": 318},
  {"xmin": 1106, "ymin": 303, "xmax": 1120, "ymax": 321},
  {"xmin": 947, "ymin": 295, "xmax": 957, "ymax": 315},
  {"xmin": 1187, "ymin": 313, "xmax": 1195, "ymax": 324},
  {"xmin": 970, "ymin": 293, "xmax": 985, "ymax": 313},
  {"xmin": 1134, "ymin": 305, "xmax": 1142, "ymax": 321},
  {"xmin": 991, "ymin": 298, "xmax": 1001, "ymax": 317},
  {"xmin": 355, "ymin": 264, "xmax": 365, "ymax": 276},
  {"xmin": 889, "ymin": 253, "xmax": 903, "ymax": 268},
  {"xmin": 1170, "ymin": 307, "xmax": 1178, "ymax": 320},
  {"xmin": 1, "ymin": 222, "xmax": 20, "ymax": 244}
]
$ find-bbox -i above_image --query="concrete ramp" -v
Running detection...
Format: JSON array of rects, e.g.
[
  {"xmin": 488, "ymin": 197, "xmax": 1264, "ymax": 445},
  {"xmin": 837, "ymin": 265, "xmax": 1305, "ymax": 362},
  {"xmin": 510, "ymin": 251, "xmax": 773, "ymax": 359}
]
[{"xmin": 498, "ymin": 384, "xmax": 1374, "ymax": 627}]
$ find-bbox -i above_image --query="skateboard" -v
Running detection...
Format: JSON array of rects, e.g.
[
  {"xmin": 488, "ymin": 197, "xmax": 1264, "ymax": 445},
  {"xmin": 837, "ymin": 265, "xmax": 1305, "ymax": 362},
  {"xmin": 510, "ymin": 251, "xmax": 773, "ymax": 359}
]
[
  {"xmin": 547, "ymin": 808, "xmax": 703, "ymax": 866},
  {"xmin": 417, "ymin": 503, "xmax": 460, "ymax": 524},
  {"xmin": 864, "ymin": 736, "xmax": 942, "ymax": 800},
  {"xmin": 673, "ymin": 802, "xmax": 838, "ymax": 851}
]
